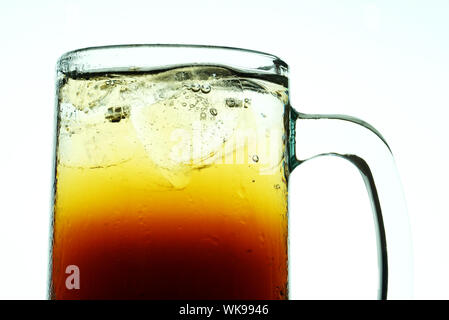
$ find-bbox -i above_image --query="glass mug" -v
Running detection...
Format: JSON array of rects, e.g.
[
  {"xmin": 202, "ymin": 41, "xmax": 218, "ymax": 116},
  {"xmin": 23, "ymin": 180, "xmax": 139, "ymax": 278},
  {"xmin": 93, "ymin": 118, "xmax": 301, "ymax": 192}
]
[{"xmin": 50, "ymin": 45, "xmax": 412, "ymax": 300}]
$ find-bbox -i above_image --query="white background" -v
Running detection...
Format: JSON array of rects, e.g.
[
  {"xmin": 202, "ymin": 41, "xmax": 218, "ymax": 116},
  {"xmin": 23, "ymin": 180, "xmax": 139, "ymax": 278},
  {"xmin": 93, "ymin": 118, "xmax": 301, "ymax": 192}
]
[{"xmin": 0, "ymin": 0, "xmax": 448, "ymax": 299}]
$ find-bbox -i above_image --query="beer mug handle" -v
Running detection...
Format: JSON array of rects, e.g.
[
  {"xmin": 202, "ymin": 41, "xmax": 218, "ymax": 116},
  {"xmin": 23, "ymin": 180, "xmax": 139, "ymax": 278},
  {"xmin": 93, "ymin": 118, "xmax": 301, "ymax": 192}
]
[{"xmin": 289, "ymin": 108, "xmax": 413, "ymax": 299}]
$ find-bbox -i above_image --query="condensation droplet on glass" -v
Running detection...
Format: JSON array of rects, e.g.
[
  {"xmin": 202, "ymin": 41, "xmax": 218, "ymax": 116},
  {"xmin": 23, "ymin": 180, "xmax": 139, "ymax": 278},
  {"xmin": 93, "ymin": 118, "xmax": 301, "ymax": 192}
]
[
  {"xmin": 279, "ymin": 289, "xmax": 285, "ymax": 298},
  {"xmin": 210, "ymin": 108, "xmax": 218, "ymax": 116},
  {"xmin": 274, "ymin": 184, "xmax": 280, "ymax": 189},
  {"xmin": 182, "ymin": 102, "xmax": 187, "ymax": 107},
  {"xmin": 201, "ymin": 83, "xmax": 211, "ymax": 94},
  {"xmin": 200, "ymin": 112, "xmax": 206, "ymax": 120},
  {"xmin": 252, "ymin": 155, "xmax": 259, "ymax": 163}
]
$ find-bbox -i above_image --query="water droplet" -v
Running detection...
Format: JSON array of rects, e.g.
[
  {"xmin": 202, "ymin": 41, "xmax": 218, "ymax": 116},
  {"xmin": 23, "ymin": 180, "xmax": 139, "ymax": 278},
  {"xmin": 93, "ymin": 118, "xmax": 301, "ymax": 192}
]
[
  {"xmin": 201, "ymin": 83, "xmax": 211, "ymax": 93},
  {"xmin": 237, "ymin": 185, "xmax": 245, "ymax": 198},
  {"xmin": 209, "ymin": 108, "xmax": 218, "ymax": 116},
  {"xmin": 204, "ymin": 235, "xmax": 220, "ymax": 246},
  {"xmin": 200, "ymin": 112, "xmax": 206, "ymax": 120},
  {"xmin": 252, "ymin": 155, "xmax": 259, "ymax": 163},
  {"xmin": 274, "ymin": 184, "xmax": 280, "ymax": 189},
  {"xmin": 279, "ymin": 289, "xmax": 285, "ymax": 298},
  {"xmin": 275, "ymin": 286, "xmax": 286, "ymax": 299},
  {"xmin": 191, "ymin": 83, "xmax": 200, "ymax": 92}
]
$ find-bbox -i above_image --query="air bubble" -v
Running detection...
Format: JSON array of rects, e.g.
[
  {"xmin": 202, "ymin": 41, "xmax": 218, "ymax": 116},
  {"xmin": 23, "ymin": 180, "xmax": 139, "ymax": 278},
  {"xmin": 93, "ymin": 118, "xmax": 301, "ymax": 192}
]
[
  {"xmin": 209, "ymin": 108, "xmax": 218, "ymax": 116},
  {"xmin": 274, "ymin": 184, "xmax": 281, "ymax": 189},
  {"xmin": 252, "ymin": 155, "xmax": 259, "ymax": 163},
  {"xmin": 200, "ymin": 112, "xmax": 207, "ymax": 120},
  {"xmin": 244, "ymin": 98, "xmax": 251, "ymax": 108},
  {"xmin": 201, "ymin": 83, "xmax": 211, "ymax": 93},
  {"xmin": 182, "ymin": 102, "xmax": 187, "ymax": 107},
  {"xmin": 191, "ymin": 83, "xmax": 200, "ymax": 92},
  {"xmin": 226, "ymin": 98, "xmax": 236, "ymax": 107}
]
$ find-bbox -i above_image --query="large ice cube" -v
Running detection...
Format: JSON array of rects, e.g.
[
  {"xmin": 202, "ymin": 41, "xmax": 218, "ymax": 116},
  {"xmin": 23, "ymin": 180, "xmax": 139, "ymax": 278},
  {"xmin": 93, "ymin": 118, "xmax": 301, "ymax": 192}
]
[{"xmin": 131, "ymin": 76, "xmax": 246, "ymax": 188}]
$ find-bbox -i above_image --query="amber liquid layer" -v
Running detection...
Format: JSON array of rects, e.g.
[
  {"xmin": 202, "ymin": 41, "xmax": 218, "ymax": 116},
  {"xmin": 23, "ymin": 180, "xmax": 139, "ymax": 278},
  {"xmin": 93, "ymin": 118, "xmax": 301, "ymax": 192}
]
[{"xmin": 51, "ymin": 161, "xmax": 288, "ymax": 299}]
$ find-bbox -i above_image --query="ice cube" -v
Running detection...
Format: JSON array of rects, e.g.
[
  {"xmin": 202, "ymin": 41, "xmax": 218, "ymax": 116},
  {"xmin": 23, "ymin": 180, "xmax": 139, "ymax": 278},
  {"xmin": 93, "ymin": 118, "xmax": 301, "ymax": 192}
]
[{"xmin": 130, "ymin": 78, "xmax": 245, "ymax": 188}]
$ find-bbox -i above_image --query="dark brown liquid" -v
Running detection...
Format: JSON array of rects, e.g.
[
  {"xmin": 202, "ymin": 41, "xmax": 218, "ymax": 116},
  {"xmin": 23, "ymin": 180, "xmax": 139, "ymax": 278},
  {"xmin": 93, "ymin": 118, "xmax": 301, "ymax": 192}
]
[{"xmin": 51, "ymin": 211, "xmax": 287, "ymax": 299}]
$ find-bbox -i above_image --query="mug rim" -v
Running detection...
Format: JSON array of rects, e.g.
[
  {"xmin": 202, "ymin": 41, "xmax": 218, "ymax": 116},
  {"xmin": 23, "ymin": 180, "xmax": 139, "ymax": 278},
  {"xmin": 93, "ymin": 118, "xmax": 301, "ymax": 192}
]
[{"xmin": 57, "ymin": 44, "xmax": 289, "ymax": 76}]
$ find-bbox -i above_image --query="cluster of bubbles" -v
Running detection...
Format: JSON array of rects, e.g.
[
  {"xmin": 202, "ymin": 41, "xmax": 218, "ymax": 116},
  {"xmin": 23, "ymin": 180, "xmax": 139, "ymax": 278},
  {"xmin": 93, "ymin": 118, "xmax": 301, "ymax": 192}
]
[
  {"xmin": 225, "ymin": 97, "xmax": 251, "ymax": 108},
  {"xmin": 179, "ymin": 81, "xmax": 221, "ymax": 121},
  {"xmin": 184, "ymin": 82, "xmax": 211, "ymax": 94}
]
